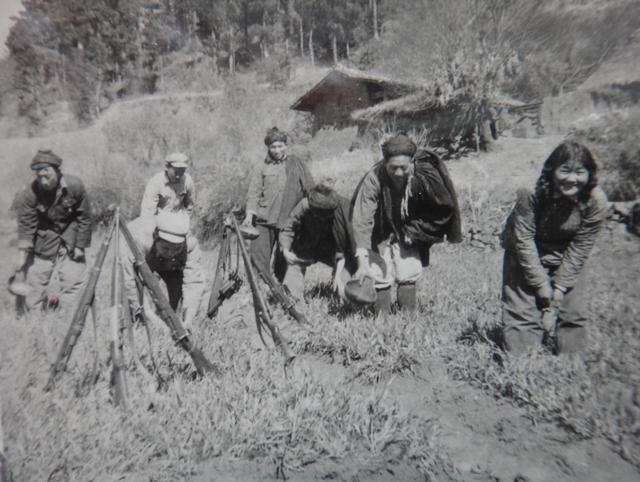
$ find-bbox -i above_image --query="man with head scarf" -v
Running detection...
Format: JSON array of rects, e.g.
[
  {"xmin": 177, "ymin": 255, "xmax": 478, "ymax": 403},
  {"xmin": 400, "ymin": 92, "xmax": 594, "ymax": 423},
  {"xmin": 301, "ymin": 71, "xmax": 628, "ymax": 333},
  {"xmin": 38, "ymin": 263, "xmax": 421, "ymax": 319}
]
[
  {"xmin": 140, "ymin": 152, "xmax": 195, "ymax": 219},
  {"xmin": 243, "ymin": 127, "xmax": 314, "ymax": 281},
  {"xmin": 278, "ymin": 184, "xmax": 356, "ymax": 303},
  {"xmin": 351, "ymin": 134, "xmax": 462, "ymax": 314},
  {"xmin": 13, "ymin": 149, "xmax": 92, "ymax": 312},
  {"xmin": 123, "ymin": 211, "xmax": 204, "ymax": 327}
]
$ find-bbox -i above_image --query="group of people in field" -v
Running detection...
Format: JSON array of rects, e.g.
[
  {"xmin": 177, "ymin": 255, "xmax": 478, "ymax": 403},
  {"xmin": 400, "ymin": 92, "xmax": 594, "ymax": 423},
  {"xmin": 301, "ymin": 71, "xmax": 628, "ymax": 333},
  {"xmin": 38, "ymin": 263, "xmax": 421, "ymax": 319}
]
[{"xmin": 12, "ymin": 127, "xmax": 608, "ymax": 355}]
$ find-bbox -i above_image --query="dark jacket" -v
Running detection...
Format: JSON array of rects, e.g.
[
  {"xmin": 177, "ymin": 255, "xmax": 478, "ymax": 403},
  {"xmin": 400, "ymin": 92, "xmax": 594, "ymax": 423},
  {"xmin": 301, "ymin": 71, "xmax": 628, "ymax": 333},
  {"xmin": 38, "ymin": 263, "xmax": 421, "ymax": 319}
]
[
  {"xmin": 501, "ymin": 186, "xmax": 608, "ymax": 290},
  {"xmin": 351, "ymin": 149, "xmax": 462, "ymax": 264},
  {"xmin": 16, "ymin": 174, "xmax": 92, "ymax": 259},
  {"xmin": 279, "ymin": 194, "xmax": 357, "ymax": 270}
]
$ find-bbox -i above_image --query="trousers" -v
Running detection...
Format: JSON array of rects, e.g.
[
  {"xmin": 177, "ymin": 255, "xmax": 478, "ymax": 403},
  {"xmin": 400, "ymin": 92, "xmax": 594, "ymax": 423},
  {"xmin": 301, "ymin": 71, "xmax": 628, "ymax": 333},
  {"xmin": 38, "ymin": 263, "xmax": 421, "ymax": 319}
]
[
  {"xmin": 249, "ymin": 224, "xmax": 287, "ymax": 283},
  {"xmin": 501, "ymin": 250, "xmax": 588, "ymax": 354},
  {"xmin": 373, "ymin": 240, "xmax": 423, "ymax": 288},
  {"xmin": 157, "ymin": 270, "xmax": 184, "ymax": 311},
  {"xmin": 21, "ymin": 251, "xmax": 87, "ymax": 311}
]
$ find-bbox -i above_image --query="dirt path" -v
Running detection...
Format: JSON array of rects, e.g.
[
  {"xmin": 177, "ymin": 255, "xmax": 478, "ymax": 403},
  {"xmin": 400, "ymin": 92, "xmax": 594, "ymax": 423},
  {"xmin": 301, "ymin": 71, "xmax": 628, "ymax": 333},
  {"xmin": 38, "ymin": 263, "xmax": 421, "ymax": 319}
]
[
  {"xmin": 291, "ymin": 354, "xmax": 637, "ymax": 482},
  {"xmin": 386, "ymin": 360, "xmax": 638, "ymax": 482}
]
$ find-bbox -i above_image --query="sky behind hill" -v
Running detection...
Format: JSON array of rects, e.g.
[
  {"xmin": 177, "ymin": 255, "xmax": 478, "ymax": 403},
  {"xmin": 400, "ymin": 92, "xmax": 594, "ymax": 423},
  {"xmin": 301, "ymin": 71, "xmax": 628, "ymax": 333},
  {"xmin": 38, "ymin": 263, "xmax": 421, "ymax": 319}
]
[{"xmin": 0, "ymin": 0, "xmax": 23, "ymax": 57}]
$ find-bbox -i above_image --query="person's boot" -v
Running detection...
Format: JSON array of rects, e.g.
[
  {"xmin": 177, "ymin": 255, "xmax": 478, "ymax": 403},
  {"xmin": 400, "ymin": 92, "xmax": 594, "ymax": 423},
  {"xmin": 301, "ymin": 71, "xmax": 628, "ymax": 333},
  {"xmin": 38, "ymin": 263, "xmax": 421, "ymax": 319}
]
[
  {"xmin": 374, "ymin": 287, "xmax": 391, "ymax": 316},
  {"xmin": 397, "ymin": 283, "xmax": 417, "ymax": 312}
]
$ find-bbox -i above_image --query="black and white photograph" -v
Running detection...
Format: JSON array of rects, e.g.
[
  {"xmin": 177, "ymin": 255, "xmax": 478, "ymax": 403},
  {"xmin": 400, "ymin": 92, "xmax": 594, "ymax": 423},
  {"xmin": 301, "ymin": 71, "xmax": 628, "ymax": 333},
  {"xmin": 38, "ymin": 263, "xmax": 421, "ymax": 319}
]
[{"xmin": 0, "ymin": 0, "xmax": 639, "ymax": 480}]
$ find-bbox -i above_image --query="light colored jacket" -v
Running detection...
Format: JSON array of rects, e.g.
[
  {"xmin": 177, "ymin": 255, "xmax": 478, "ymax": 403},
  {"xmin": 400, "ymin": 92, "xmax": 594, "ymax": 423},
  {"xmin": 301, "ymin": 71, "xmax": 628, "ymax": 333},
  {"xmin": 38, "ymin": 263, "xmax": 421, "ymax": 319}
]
[
  {"xmin": 245, "ymin": 157, "xmax": 287, "ymax": 224},
  {"xmin": 140, "ymin": 171, "xmax": 195, "ymax": 219},
  {"xmin": 245, "ymin": 153, "xmax": 314, "ymax": 228}
]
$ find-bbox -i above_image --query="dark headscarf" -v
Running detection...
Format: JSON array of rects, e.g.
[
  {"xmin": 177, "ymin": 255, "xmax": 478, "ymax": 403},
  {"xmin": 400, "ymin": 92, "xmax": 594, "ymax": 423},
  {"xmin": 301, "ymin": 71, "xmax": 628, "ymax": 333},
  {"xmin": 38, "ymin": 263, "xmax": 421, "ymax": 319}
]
[
  {"xmin": 381, "ymin": 134, "xmax": 417, "ymax": 159},
  {"xmin": 308, "ymin": 184, "xmax": 340, "ymax": 211},
  {"xmin": 264, "ymin": 127, "xmax": 288, "ymax": 146},
  {"xmin": 31, "ymin": 149, "xmax": 62, "ymax": 170}
]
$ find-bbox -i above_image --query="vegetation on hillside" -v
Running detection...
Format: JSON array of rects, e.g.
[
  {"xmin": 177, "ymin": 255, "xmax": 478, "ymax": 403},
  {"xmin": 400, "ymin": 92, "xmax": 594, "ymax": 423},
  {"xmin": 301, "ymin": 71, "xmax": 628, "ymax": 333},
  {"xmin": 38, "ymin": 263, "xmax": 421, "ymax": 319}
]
[
  {"xmin": 570, "ymin": 110, "xmax": 640, "ymax": 202},
  {"xmin": 3, "ymin": 0, "xmax": 639, "ymax": 131}
]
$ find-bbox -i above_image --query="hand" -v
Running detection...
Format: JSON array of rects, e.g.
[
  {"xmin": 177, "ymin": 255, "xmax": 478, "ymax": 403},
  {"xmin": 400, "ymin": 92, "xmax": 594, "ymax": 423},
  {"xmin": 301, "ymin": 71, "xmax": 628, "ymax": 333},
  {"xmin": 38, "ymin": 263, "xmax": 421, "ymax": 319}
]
[
  {"xmin": 354, "ymin": 256, "xmax": 371, "ymax": 285},
  {"xmin": 72, "ymin": 247, "xmax": 86, "ymax": 262},
  {"xmin": 536, "ymin": 283, "xmax": 552, "ymax": 308},
  {"xmin": 15, "ymin": 249, "xmax": 29, "ymax": 274},
  {"xmin": 242, "ymin": 212, "xmax": 254, "ymax": 227},
  {"xmin": 551, "ymin": 287, "xmax": 565, "ymax": 307},
  {"xmin": 332, "ymin": 258, "xmax": 346, "ymax": 297},
  {"xmin": 541, "ymin": 307, "xmax": 556, "ymax": 332},
  {"xmin": 282, "ymin": 248, "xmax": 307, "ymax": 266},
  {"xmin": 133, "ymin": 305, "xmax": 145, "ymax": 324}
]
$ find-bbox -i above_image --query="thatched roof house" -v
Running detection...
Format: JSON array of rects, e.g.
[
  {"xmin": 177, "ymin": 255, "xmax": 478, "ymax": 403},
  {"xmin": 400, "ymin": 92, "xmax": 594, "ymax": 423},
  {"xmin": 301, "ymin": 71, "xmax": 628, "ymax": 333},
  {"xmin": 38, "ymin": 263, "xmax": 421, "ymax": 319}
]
[
  {"xmin": 291, "ymin": 65, "xmax": 534, "ymax": 151},
  {"xmin": 352, "ymin": 90, "xmax": 535, "ymax": 151},
  {"xmin": 290, "ymin": 65, "xmax": 417, "ymax": 131}
]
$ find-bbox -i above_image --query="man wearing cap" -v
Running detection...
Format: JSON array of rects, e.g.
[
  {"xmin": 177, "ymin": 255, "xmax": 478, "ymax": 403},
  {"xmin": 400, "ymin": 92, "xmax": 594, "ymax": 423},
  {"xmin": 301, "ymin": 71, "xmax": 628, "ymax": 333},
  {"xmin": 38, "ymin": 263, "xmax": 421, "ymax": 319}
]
[
  {"xmin": 140, "ymin": 152, "xmax": 195, "ymax": 219},
  {"xmin": 13, "ymin": 149, "xmax": 92, "ymax": 311},
  {"xmin": 278, "ymin": 184, "xmax": 356, "ymax": 303},
  {"xmin": 123, "ymin": 211, "xmax": 204, "ymax": 327},
  {"xmin": 351, "ymin": 134, "xmax": 462, "ymax": 314},
  {"xmin": 242, "ymin": 127, "xmax": 314, "ymax": 281}
]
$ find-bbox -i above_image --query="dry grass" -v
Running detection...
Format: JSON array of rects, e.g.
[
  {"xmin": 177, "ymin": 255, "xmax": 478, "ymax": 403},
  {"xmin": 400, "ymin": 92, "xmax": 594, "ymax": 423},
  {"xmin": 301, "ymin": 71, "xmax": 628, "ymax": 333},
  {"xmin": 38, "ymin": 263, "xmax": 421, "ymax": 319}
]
[
  {"xmin": 429, "ymin": 224, "xmax": 640, "ymax": 467},
  {"xmin": 0, "ymin": 241, "xmax": 449, "ymax": 481}
]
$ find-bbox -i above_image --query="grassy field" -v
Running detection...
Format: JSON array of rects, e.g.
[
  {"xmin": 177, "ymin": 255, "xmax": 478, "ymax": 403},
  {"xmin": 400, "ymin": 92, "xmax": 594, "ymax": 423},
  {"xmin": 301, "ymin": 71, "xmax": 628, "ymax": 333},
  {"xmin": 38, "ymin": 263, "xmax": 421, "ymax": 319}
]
[{"xmin": 0, "ymin": 75, "xmax": 639, "ymax": 481}]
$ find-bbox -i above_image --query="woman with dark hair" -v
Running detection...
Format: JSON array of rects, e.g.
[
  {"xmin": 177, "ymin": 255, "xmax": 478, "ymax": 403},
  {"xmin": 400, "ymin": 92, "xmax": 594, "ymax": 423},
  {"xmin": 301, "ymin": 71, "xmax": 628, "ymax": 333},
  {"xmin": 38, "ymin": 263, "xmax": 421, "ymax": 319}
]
[{"xmin": 501, "ymin": 141, "xmax": 608, "ymax": 354}]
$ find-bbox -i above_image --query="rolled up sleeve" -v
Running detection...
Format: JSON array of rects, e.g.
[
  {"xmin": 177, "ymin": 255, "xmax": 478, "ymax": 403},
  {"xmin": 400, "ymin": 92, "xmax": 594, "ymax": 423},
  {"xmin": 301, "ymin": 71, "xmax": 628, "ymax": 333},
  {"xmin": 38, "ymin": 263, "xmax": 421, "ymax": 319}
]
[
  {"xmin": 352, "ymin": 171, "xmax": 380, "ymax": 253},
  {"xmin": 553, "ymin": 188, "xmax": 608, "ymax": 289},
  {"xmin": 513, "ymin": 189, "xmax": 549, "ymax": 289}
]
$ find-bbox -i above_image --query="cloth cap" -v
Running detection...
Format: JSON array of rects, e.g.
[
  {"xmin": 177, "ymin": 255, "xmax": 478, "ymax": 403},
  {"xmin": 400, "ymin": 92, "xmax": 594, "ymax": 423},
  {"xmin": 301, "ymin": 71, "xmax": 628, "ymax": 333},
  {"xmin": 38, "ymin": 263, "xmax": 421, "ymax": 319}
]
[
  {"xmin": 264, "ymin": 127, "xmax": 288, "ymax": 146},
  {"xmin": 308, "ymin": 187, "xmax": 339, "ymax": 212},
  {"xmin": 165, "ymin": 152, "xmax": 189, "ymax": 168},
  {"xmin": 155, "ymin": 211, "xmax": 190, "ymax": 243},
  {"xmin": 31, "ymin": 149, "xmax": 62, "ymax": 170},
  {"xmin": 381, "ymin": 135, "xmax": 417, "ymax": 159}
]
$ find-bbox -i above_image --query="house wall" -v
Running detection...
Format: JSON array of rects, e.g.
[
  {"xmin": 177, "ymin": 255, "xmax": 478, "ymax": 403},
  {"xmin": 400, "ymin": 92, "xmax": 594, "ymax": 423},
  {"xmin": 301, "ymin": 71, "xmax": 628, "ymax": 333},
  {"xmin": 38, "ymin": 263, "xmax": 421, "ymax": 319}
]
[{"xmin": 312, "ymin": 82, "xmax": 371, "ymax": 130}]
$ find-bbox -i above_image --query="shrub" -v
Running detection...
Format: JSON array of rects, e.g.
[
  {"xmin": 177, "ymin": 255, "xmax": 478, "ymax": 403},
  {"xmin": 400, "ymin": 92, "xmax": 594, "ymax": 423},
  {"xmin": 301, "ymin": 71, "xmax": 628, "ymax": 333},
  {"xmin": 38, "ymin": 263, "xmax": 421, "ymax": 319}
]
[{"xmin": 569, "ymin": 110, "xmax": 640, "ymax": 201}]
